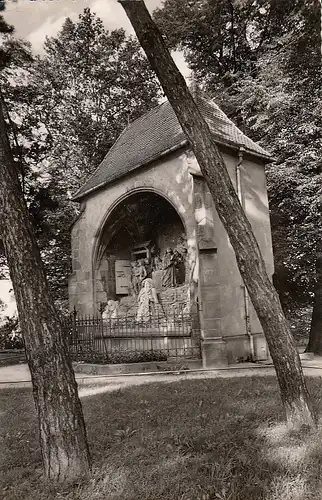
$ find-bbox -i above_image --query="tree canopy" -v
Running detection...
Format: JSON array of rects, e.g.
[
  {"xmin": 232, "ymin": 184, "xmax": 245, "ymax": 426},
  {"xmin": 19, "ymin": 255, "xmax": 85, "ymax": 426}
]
[
  {"xmin": 0, "ymin": 8, "xmax": 161, "ymax": 307},
  {"xmin": 1, "ymin": 1, "xmax": 321, "ymax": 314},
  {"xmin": 154, "ymin": 0, "xmax": 322, "ymax": 311}
]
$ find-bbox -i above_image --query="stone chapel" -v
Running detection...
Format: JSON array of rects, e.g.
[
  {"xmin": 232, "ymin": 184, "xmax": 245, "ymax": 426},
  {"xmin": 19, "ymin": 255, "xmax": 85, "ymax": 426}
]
[{"xmin": 69, "ymin": 91, "xmax": 274, "ymax": 367}]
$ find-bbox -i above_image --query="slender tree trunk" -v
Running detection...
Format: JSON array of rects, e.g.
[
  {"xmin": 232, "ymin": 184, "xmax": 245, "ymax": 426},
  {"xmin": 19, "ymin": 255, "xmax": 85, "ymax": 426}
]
[
  {"xmin": 0, "ymin": 99, "xmax": 91, "ymax": 482},
  {"xmin": 228, "ymin": 0, "xmax": 237, "ymax": 71},
  {"xmin": 119, "ymin": 0, "xmax": 316, "ymax": 430},
  {"xmin": 306, "ymin": 240, "xmax": 322, "ymax": 354}
]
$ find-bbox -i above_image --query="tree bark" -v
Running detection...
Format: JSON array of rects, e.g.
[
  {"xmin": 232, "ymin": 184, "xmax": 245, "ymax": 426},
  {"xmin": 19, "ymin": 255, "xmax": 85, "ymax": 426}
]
[
  {"xmin": 0, "ymin": 99, "xmax": 91, "ymax": 482},
  {"xmin": 119, "ymin": 0, "xmax": 316, "ymax": 430},
  {"xmin": 306, "ymin": 240, "xmax": 322, "ymax": 354}
]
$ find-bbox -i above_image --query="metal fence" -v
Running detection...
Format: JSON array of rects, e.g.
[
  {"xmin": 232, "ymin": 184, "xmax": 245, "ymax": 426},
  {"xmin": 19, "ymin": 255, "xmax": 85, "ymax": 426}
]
[{"xmin": 64, "ymin": 307, "xmax": 201, "ymax": 364}]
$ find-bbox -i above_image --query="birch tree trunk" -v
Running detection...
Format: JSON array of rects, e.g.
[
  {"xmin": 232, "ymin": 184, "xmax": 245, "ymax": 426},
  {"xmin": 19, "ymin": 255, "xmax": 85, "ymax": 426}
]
[
  {"xmin": 306, "ymin": 240, "xmax": 322, "ymax": 354},
  {"xmin": 119, "ymin": 0, "xmax": 316, "ymax": 430},
  {"xmin": 0, "ymin": 98, "xmax": 91, "ymax": 483}
]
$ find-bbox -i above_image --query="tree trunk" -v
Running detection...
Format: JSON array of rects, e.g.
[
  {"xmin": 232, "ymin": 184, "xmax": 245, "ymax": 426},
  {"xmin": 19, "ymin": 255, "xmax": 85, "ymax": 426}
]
[
  {"xmin": 119, "ymin": 0, "xmax": 316, "ymax": 430},
  {"xmin": 0, "ymin": 99, "xmax": 91, "ymax": 482},
  {"xmin": 306, "ymin": 240, "xmax": 322, "ymax": 354},
  {"xmin": 228, "ymin": 0, "xmax": 237, "ymax": 72}
]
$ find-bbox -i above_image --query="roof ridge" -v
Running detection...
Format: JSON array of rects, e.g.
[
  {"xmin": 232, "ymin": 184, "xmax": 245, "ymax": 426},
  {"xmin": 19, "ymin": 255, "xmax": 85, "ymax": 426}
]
[
  {"xmin": 73, "ymin": 94, "xmax": 271, "ymax": 201},
  {"xmin": 127, "ymin": 100, "xmax": 167, "ymax": 127},
  {"xmin": 199, "ymin": 95, "xmax": 270, "ymax": 157}
]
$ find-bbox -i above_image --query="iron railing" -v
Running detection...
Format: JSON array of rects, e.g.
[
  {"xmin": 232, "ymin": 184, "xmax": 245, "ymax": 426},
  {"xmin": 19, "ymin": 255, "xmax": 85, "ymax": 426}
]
[{"xmin": 64, "ymin": 306, "xmax": 201, "ymax": 364}]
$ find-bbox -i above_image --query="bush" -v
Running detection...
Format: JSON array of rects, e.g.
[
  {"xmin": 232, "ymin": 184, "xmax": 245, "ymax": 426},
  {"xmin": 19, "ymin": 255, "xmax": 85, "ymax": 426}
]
[
  {"xmin": 72, "ymin": 348, "xmax": 167, "ymax": 364},
  {"xmin": 286, "ymin": 307, "xmax": 312, "ymax": 347},
  {"xmin": 0, "ymin": 328, "xmax": 24, "ymax": 349},
  {"xmin": 0, "ymin": 317, "xmax": 23, "ymax": 350}
]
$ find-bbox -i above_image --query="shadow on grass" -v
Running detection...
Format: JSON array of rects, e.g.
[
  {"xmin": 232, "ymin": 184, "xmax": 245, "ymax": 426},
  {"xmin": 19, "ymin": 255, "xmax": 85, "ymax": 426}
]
[{"xmin": 1, "ymin": 376, "xmax": 322, "ymax": 499}]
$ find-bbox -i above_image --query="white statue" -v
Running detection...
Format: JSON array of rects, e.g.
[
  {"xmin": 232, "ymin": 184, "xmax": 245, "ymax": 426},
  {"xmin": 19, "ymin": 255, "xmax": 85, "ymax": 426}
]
[
  {"xmin": 136, "ymin": 278, "xmax": 159, "ymax": 323},
  {"xmin": 102, "ymin": 300, "xmax": 119, "ymax": 321}
]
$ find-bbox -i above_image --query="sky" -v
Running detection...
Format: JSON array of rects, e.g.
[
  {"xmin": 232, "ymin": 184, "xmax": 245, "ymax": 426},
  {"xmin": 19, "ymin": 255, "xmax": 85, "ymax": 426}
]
[
  {"xmin": 3, "ymin": 0, "xmax": 191, "ymax": 77},
  {"xmin": 0, "ymin": 0, "xmax": 191, "ymax": 314},
  {"xmin": 0, "ymin": 280, "xmax": 17, "ymax": 321}
]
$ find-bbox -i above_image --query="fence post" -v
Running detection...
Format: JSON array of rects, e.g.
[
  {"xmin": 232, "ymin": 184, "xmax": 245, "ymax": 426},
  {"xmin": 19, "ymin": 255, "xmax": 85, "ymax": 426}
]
[
  {"xmin": 191, "ymin": 301, "xmax": 202, "ymax": 358},
  {"xmin": 72, "ymin": 306, "xmax": 77, "ymax": 358}
]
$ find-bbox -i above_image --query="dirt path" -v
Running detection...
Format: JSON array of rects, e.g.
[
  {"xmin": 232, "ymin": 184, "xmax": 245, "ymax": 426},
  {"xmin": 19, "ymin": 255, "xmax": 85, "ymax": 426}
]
[
  {"xmin": 1, "ymin": 363, "xmax": 322, "ymax": 396},
  {"xmin": 77, "ymin": 367, "xmax": 277, "ymax": 398}
]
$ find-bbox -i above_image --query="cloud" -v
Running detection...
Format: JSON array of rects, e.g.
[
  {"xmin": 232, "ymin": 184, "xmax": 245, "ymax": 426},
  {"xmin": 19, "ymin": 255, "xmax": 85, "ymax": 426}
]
[
  {"xmin": 5, "ymin": 0, "xmax": 190, "ymax": 75},
  {"xmin": 4, "ymin": 0, "xmax": 162, "ymax": 53},
  {"xmin": 23, "ymin": 0, "xmax": 133, "ymax": 53},
  {"xmin": 3, "ymin": 0, "xmax": 90, "ymax": 53},
  {"xmin": 90, "ymin": 1, "xmax": 191, "ymax": 80},
  {"xmin": 90, "ymin": 0, "xmax": 134, "ymax": 32},
  {"xmin": 90, "ymin": 0, "xmax": 161, "ymax": 31},
  {"xmin": 28, "ymin": 12, "xmax": 74, "ymax": 52},
  {"xmin": 22, "ymin": 0, "xmax": 191, "ymax": 80}
]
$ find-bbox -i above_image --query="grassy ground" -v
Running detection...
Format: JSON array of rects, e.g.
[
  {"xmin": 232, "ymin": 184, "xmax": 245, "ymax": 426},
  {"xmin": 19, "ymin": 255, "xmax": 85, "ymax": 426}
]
[{"xmin": 1, "ymin": 376, "xmax": 322, "ymax": 500}]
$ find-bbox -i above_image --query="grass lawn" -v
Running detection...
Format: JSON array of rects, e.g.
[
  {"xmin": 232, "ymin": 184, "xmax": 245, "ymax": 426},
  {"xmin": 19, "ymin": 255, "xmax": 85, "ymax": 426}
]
[{"xmin": 1, "ymin": 376, "xmax": 322, "ymax": 500}]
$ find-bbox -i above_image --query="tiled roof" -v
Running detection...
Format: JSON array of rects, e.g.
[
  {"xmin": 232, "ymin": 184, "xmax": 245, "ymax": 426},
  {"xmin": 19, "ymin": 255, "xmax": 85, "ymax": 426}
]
[{"xmin": 73, "ymin": 95, "xmax": 271, "ymax": 201}]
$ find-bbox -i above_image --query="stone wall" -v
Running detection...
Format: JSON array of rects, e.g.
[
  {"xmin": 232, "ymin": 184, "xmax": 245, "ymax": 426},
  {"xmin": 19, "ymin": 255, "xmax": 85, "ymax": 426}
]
[
  {"xmin": 190, "ymin": 148, "xmax": 273, "ymax": 365},
  {"xmin": 69, "ymin": 144, "xmax": 274, "ymax": 367},
  {"xmin": 69, "ymin": 148, "xmax": 198, "ymax": 315}
]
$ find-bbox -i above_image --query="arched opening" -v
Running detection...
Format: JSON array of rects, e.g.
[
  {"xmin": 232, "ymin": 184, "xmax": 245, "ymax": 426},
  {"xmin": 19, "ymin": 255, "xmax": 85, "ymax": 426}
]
[{"xmin": 94, "ymin": 191, "xmax": 190, "ymax": 314}]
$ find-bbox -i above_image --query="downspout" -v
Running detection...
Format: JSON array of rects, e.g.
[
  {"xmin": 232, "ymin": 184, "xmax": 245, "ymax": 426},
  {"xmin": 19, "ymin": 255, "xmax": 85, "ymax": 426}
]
[{"xmin": 236, "ymin": 147, "xmax": 255, "ymax": 361}]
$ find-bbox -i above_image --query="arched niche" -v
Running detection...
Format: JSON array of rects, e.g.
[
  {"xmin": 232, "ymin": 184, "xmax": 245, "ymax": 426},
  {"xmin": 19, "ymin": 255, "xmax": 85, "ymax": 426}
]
[{"xmin": 93, "ymin": 191, "xmax": 189, "ymax": 312}]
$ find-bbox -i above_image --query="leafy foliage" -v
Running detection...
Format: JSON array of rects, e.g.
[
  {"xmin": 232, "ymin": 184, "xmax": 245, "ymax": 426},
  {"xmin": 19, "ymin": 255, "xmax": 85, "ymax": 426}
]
[
  {"xmin": 30, "ymin": 9, "xmax": 161, "ymax": 190},
  {"xmin": 0, "ymin": 316, "xmax": 23, "ymax": 349},
  {"xmin": 0, "ymin": 4, "xmax": 32, "ymax": 279},
  {"xmin": 1, "ymin": 1, "xmax": 320, "ymax": 313},
  {"xmin": 0, "ymin": 8, "xmax": 161, "ymax": 305},
  {"xmin": 154, "ymin": 0, "xmax": 321, "ymax": 310}
]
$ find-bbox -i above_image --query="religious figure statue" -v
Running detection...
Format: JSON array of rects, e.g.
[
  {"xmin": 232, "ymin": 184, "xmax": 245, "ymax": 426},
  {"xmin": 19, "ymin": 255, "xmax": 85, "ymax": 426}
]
[
  {"xmin": 137, "ymin": 258, "xmax": 147, "ymax": 285},
  {"xmin": 130, "ymin": 261, "xmax": 140, "ymax": 296},
  {"xmin": 130, "ymin": 259, "xmax": 147, "ymax": 296},
  {"xmin": 162, "ymin": 247, "xmax": 176, "ymax": 288},
  {"xmin": 161, "ymin": 247, "xmax": 185, "ymax": 287},
  {"xmin": 144, "ymin": 257, "xmax": 153, "ymax": 278},
  {"xmin": 173, "ymin": 248, "xmax": 185, "ymax": 284},
  {"xmin": 151, "ymin": 245, "xmax": 162, "ymax": 271},
  {"xmin": 102, "ymin": 300, "xmax": 119, "ymax": 322},
  {"xmin": 154, "ymin": 256, "xmax": 163, "ymax": 271},
  {"xmin": 136, "ymin": 278, "xmax": 159, "ymax": 323}
]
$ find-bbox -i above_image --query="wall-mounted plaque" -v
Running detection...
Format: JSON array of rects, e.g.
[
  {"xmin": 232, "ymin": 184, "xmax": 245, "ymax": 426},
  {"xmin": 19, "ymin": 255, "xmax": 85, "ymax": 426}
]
[{"xmin": 115, "ymin": 260, "xmax": 131, "ymax": 295}]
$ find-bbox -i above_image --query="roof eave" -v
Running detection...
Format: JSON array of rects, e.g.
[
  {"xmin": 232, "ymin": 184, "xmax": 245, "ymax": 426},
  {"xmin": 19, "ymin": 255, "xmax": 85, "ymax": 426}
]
[
  {"xmin": 72, "ymin": 138, "xmax": 272, "ymax": 202},
  {"xmin": 72, "ymin": 139, "xmax": 189, "ymax": 202},
  {"xmin": 217, "ymin": 140, "xmax": 272, "ymax": 163}
]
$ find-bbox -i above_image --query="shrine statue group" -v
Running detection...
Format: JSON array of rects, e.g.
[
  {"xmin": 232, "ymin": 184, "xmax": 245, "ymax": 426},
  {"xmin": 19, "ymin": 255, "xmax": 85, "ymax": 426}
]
[
  {"xmin": 132, "ymin": 246, "xmax": 186, "ymax": 323},
  {"xmin": 102, "ymin": 246, "xmax": 187, "ymax": 324},
  {"xmin": 130, "ymin": 246, "xmax": 185, "ymax": 296}
]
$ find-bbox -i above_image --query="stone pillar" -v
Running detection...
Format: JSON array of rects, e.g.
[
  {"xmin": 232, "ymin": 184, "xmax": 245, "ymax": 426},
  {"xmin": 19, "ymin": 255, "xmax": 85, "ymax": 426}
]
[
  {"xmin": 68, "ymin": 221, "xmax": 94, "ymax": 316},
  {"xmin": 94, "ymin": 255, "xmax": 109, "ymax": 312},
  {"xmin": 193, "ymin": 177, "xmax": 228, "ymax": 367},
  {"xmin": 198, "ymin": 249, "xmax": 228, "ymax": 367},
  {"xmin": 247, "ymin": 296, "xmax": 269, "ymax": 361}
]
